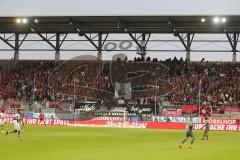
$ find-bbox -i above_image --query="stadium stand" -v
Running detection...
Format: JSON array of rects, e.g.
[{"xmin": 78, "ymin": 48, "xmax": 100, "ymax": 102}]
[{"xmin": 0, "ymin": 58, "xmax": 239, "ymax": 113}]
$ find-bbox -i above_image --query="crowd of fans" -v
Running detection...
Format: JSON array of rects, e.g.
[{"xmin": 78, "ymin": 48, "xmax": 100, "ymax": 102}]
[
  {"xmin": 163, "ymin": 60, "xmax": 240, "ymax": 106},
  {"xmin": 0, "ymin": 57, "xmax": 240, "ymax": 108}
]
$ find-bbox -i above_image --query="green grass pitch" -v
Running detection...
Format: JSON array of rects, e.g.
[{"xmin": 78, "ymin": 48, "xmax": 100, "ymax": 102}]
[{"xmin": 0, "ymin": 125, "xmax": 239, "ymax": 160}]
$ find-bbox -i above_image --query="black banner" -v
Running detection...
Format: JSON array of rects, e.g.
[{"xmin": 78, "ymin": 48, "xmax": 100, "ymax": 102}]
[{"xmin": 75, "ymin": 102, "xmax": 158, "ymax": 115}]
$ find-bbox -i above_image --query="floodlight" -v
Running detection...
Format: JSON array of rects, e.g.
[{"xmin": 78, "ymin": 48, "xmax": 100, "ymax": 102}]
[
  {"xmin": 221, "ymin": 17, "xmax": 226, "ymax": 23},
  {"xmin": 16, "ymin": 18, "xmax": 21, "ymax": 24},
  {"xmin": 213, "ymin": 17, "xmax": 220, "ymax": 23},
  {"xmin": 22, "ymin": 18, "xmax": 28, "ymax": 24},
  {"xmin": 34, "ymin": 19, "xmax": 38, "ymax": 23}
]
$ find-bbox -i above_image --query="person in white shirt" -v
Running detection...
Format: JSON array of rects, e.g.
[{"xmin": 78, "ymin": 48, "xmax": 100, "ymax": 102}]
[
  {"xmin": 6, "ymin": 109, "xmax": 22, "ymax": 140},
  {"xmin": 0, "ymin": 110, "xmax": 5, "ymax": 133}
]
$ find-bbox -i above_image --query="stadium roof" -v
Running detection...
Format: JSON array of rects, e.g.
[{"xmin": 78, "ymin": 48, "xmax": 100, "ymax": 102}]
[
  {"xmin": 0, "ymin": 16, "xmax": 240, "ymax": 62},
  {"xmin": 0, "ymin": 16, "xmax": 240, "ymax": 34}
]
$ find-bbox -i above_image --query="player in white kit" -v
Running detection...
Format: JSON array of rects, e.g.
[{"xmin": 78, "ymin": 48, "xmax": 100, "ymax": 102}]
[
  {"xmin": 0, "ymin": 110, "xmax": 5, "ymax": 133},
  {"xmin": 6, "ymin": 109, "xmax": 21, "ymax": 140}
]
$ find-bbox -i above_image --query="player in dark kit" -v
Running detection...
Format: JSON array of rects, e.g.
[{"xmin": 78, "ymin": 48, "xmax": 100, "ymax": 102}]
[
  {"xmin": 201, "ymin": 117, "xmax": 210, "ymax": 140},
  {"xmin": 179, "ymin": 117, "xmax": 195, "ymax": 149}
]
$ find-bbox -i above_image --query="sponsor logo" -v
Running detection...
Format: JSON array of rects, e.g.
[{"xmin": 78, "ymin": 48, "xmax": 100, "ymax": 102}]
[{"xmin": 105, "ymin": 121, "xmax": 147, "ymax": 128}]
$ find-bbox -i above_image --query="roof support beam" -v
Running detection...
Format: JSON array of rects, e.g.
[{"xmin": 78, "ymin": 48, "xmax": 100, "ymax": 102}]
[
  {"xmin": 100, "ymin": 34, "xmax": 109, "ymax": 49},
  {"xmin": 31, "ymin": 27, "xmax": 57, "ymax": 50},
  {"xmin": 6, "ymin": 34, "xmax": 15, "ymax": 41},
  {"xmin": 56, "ymin": 33, "xmax": 60, "ymax": 52},
  {"xmin": 177, "ymin": 34, "xmax": 188, "ymax": 50},
  {"xmin": 0, "ymin": 49, "xmax": 237, "ymax": 52},
  {"xmin": 125, "ymin": 30, "xmax": 142, "ymax": 50},
  {"xmin": 186, "ymin": 33, "xmax": 195, "ymax": 61},
  {"xmin": 18, "ymin": 27, "xmax": 32, "ymax": 48},
  {"xmin": 55, "ymin": 33, "xmax": 60, "ymax": 61},
  {"xmin": 168, "ymin": 20, "xmax": 195, "ymax": 51},
  {"xmin": 168, "ymin": 21, "xmax": 195, "ymax": 61},
  {"xmin": 47, "ymin": 34, "xmax": 56, "ymax": 40},
  {"xmin": 187, "ymin": 33, "xmax": 194, "ymax": 50},
  {"xmin": 81, "ymin": 33, "xmax": 98, "ymax": 50},
  {"xmin": 226, "ymin": 33, "xmax": 239, "ymax": 50},
  {"xmin": 119, "ymin": 20, "xmax": 143, "ymax": 50},
  {"xmin": 59, "ymin": 33, "xmax": 68, "ymax": 48},
  {"xmin": 14, "ymin": 33, "xmax": 19, "ymax": 61},
  {"xmin": 96, "ymin": 33, "xmax": 109, "ymax": 60},
  {"xmin": 226, "ymin": 33, "xmax": 234, "ymax": 50},
  {"xmin": 226, "ymin": 33, "xmax": 239, "ymax": 63},
  {"xmin": 141, "ymin": 33, "xmax": 146, "ymax": 59},
  {"xmin": 37, "ymin": 33, "xmax": 57, "ymax": 50},
  {"xmin": 97, "ymin": 33, "xmax": 102, "ymax": 59},
  {"xmin": 144, "ymin": 33, "xmax": 151, "ymax": 48},
  {"xmin": 69, "ymin": 19, "xmax": 98, "ymax": 50},
  {"xmin": 0, "ymin": 35, "xmax": 15, "ymax": 49}
]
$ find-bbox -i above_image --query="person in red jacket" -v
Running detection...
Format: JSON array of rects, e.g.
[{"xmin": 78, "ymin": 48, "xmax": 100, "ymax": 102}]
[{"xmin": 38, "ymin": 112, "xmax": 46, "ymax": 126}]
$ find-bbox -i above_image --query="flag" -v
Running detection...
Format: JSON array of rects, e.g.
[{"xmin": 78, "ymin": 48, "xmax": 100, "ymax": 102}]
[{"xmin": 114, "ymin": 82, "xmax": 131, "ymax": 99}]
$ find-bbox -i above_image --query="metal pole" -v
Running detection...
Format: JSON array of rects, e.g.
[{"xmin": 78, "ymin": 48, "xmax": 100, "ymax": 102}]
[
  {"xmin": 186, "ymin": 50, "xmax": 191, "ymax": 62},
  {"xmin": 55, "ymin": 33, "xmax": 60, "ymax": 61},
  {"xmin": 186, "ymin": 33, "xmax": 191, "ymax": 62},
  {"xmin": 74, "ymin": 77, "xmax": 76, "ymax": 110},
  {"xmin": 154, "ymin": 95, "xmax": 157, "ymax": 116},
  {"xmin": 198, "ymin": 79, "xmax": 202, "ymax": 117},
  {"xmin": 14, "ymin": 33, "xmax": 19, "ymax": 61},
  {"xmin": 32, "ymin": 76, "xmax": 36, "ymax": 112},
  {"xmin": 97, "ymin": 33, "xmax": 102, "ymax": 60},
  {"xmin": 232, "ymin": 50, "xmax": 237, "ymax": 63},
  {"xmin": 154, "ymin": 80, "xmax": 157, "ymax": 116}
]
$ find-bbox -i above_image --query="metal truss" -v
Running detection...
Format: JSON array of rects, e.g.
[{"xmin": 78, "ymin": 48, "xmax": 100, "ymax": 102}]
[
  {"xmin": 226, "ymin": 33, "xmax": 239, "ymax": 51},
  {"xmin": 0, "ymin": 18, "xmax": 238, "ymax": 55},
  {"xmin": 0, "ymin": 32, "xmax": 238, "ymax": 52},
  {"xmin": 0, "ymin": 28, "xmax": 239, "ymax": 61},
  {"xmin": 168, "ymin": 20, "xmax": 195, "ymax": 61}
]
